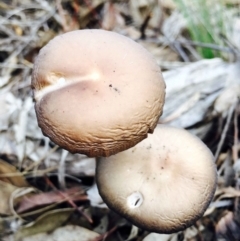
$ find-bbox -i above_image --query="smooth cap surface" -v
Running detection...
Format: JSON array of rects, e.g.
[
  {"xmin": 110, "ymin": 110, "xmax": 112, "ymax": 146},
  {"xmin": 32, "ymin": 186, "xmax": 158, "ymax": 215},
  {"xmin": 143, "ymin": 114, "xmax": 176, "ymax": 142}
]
[
  {"xmin": 96, "ymin": 125, "xmax": 217, "ymax": 233},
  {"xmin": 32, "ymin": 30, "xmax": 165, "ymax": 157}
]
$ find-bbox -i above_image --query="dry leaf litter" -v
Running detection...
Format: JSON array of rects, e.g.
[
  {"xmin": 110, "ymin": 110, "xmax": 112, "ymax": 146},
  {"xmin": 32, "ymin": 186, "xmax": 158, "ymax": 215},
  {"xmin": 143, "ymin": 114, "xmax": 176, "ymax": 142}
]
[{"xmin": 0, "ymin": 0, "xmax": 240, "ymax": 240}]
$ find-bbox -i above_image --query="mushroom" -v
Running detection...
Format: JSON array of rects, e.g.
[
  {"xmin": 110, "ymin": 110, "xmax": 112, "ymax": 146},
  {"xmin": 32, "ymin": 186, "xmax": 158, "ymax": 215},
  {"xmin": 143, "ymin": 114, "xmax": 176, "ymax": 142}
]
[
  {"xmin": 32, "ymin": 30, "xmax": 165, "ymax": 157},
  {"xmin": 96, "ymin": 125, "xmax": 217, "ymax": 233}
]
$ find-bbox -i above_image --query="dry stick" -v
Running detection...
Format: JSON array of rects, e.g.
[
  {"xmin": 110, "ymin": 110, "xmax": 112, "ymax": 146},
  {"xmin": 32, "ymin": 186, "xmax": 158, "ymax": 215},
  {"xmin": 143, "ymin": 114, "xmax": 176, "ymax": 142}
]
[
  {"xmin": 83, "ymin": 0, "xmax": 102, "ymax": 28},
  {"xmin": 71, "ymin": 0, "xmax": 81, "ymax": 27},
  {"xmin": 0, "ymin": 165, "xmax": 58, "ymax": 178},
  {"xmin": 17, "ymin": 190, "xmax": 88, "ymax": 219},
  {"xmin": 219, "ymin": 33, "xmax": 240, "ymax": 55},
  {"xmin": 55, "ymin": 0, "xmax": 69, "ymax": 32},
  {"xmin": 177, "ymin": 39, "xmax": 235, "ymax": 53},
  {"xmin": 180, "ymin": 39, "xmax": 202, "ymax": 61},
  {"xmin": 25, "ymin": 145, "xmax": 59, "ymax": 172},
  {"xmin": 214, "ymin": 102, "xmax": 237, "ymax": 163},
  {"xmin": 164, "ymin": 35, "xmax": 190, "ymax": 62},
  {"xmin": 90, "ymin": 226, "xmax": 118, "ymax": 241},
  {"xmin": 148, "ymin": 37, "xmax": 235, "ymax": 54},
  {"xmin": 174, "ymin": 41, "xmax": 190, "ymax": 62},
  {"xmin": 140, "ymin": 13, "xmax": 151, "ymax": 40},
  {"xmin": 232, "ymin": 102, "xmax": 239, "ymax": 163},
  {"xmin": 42, "ymin": 172, "xmax": 82, "ymax": 184},
  {"xmin": 44, "ymin": 176, "xmax": 93, "ymax": 223}
]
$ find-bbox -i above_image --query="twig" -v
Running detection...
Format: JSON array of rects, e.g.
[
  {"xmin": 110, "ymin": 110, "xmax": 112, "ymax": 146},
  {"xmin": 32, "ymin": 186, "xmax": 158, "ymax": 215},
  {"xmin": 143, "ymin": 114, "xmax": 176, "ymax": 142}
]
[
  {"xmin": 174, "ymin": 41, "xmax": 190, "ymax": 62},
  {"xmin": 140, "ymin": 13, "xmax": 151, "ymax": 40},
  {"xmin": 177, "ymin": 39, "xmax": 235, "ymax": 53},
  {"xmin": 55, "ymin": 0, "xmax": 69, "ymax": 32},
  {"xmin": 219, "ymin": 33, "xmax": 240, "ymax": 55},
  {"xmin": 44, "ymin": 176, "xmax": 93, "ymax": 223},
  {"xmin": 214, "ymin": 102, "xmax": 237, "ymax": 162},
  {"xmin": 83, "ymin": 0, "xmax": 102, "ymax": 28},
  {"xmin": 179, "ymin": 37, "xmax": 202, "ymax": 61},
  {"xmin": 162, "ymin": 35, "xmax": 190, "ymax": 62},
  {"xmin": 90, "ymin": 226, "xmax": 118, "ymax": 241},
  {"xmin": 0, "ymin": 165, "xmax": 58, "ymax": 178},
  {"xmin": 145, "ymin": 37, "xmax": 235, "ymax": 53},
  {"xmin": 232, "ymin": 102, "xmax": 239, "ymax": 163},
  {"xmin": 25, "ymin": 145, "xmax": 59, "ymax": 172}
]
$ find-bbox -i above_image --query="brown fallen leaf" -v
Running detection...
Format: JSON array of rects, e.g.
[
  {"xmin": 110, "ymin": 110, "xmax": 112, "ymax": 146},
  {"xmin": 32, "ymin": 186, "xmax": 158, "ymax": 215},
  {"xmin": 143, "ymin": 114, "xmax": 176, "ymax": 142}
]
[
  {"xmin": 0, "ymin": 179, "xmax": 19, "ymax": 215},
  {"xmin": 14, "ymin": 208, "xmax": 74, "ymax": 241},
  {"xmin": 21, "ymin": 225, "xmax": 100, "ymax": 241},
  {"xmin": 0, "ymin": 159, "xmax": 29, "ymax": 187},
  {"xmin": 17, "ymin": 187, "xmax": 88, "ymax": 213}
]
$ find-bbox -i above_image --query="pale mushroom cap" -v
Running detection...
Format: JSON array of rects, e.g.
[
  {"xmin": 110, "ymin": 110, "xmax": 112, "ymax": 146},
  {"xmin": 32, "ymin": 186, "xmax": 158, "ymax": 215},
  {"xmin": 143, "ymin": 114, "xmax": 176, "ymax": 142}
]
[
  {"xmin": 96, "ymin": 125, "xmax": 217, "ymax": 233},
  {"xmin": 32, "ymin": 30, "xmax": 165, "ymax": 157}
]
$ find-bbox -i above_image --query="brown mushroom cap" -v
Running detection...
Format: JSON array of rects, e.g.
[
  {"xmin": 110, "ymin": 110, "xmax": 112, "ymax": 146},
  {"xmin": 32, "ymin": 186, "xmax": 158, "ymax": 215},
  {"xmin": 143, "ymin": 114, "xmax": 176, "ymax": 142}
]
[
  {"xmin": 96, "ymin": 125, "xmax": 217, "ymax": 233},
  {"xmin": 32, "ymin": 30, "xmax": 165, "ymax": 157}
]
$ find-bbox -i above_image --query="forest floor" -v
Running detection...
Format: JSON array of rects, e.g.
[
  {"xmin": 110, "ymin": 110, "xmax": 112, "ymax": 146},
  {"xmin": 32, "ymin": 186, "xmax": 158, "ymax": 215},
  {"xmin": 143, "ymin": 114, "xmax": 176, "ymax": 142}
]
[{"xmin": 0, "ymin": 0, "xmax": 240, "ymax": 240}]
